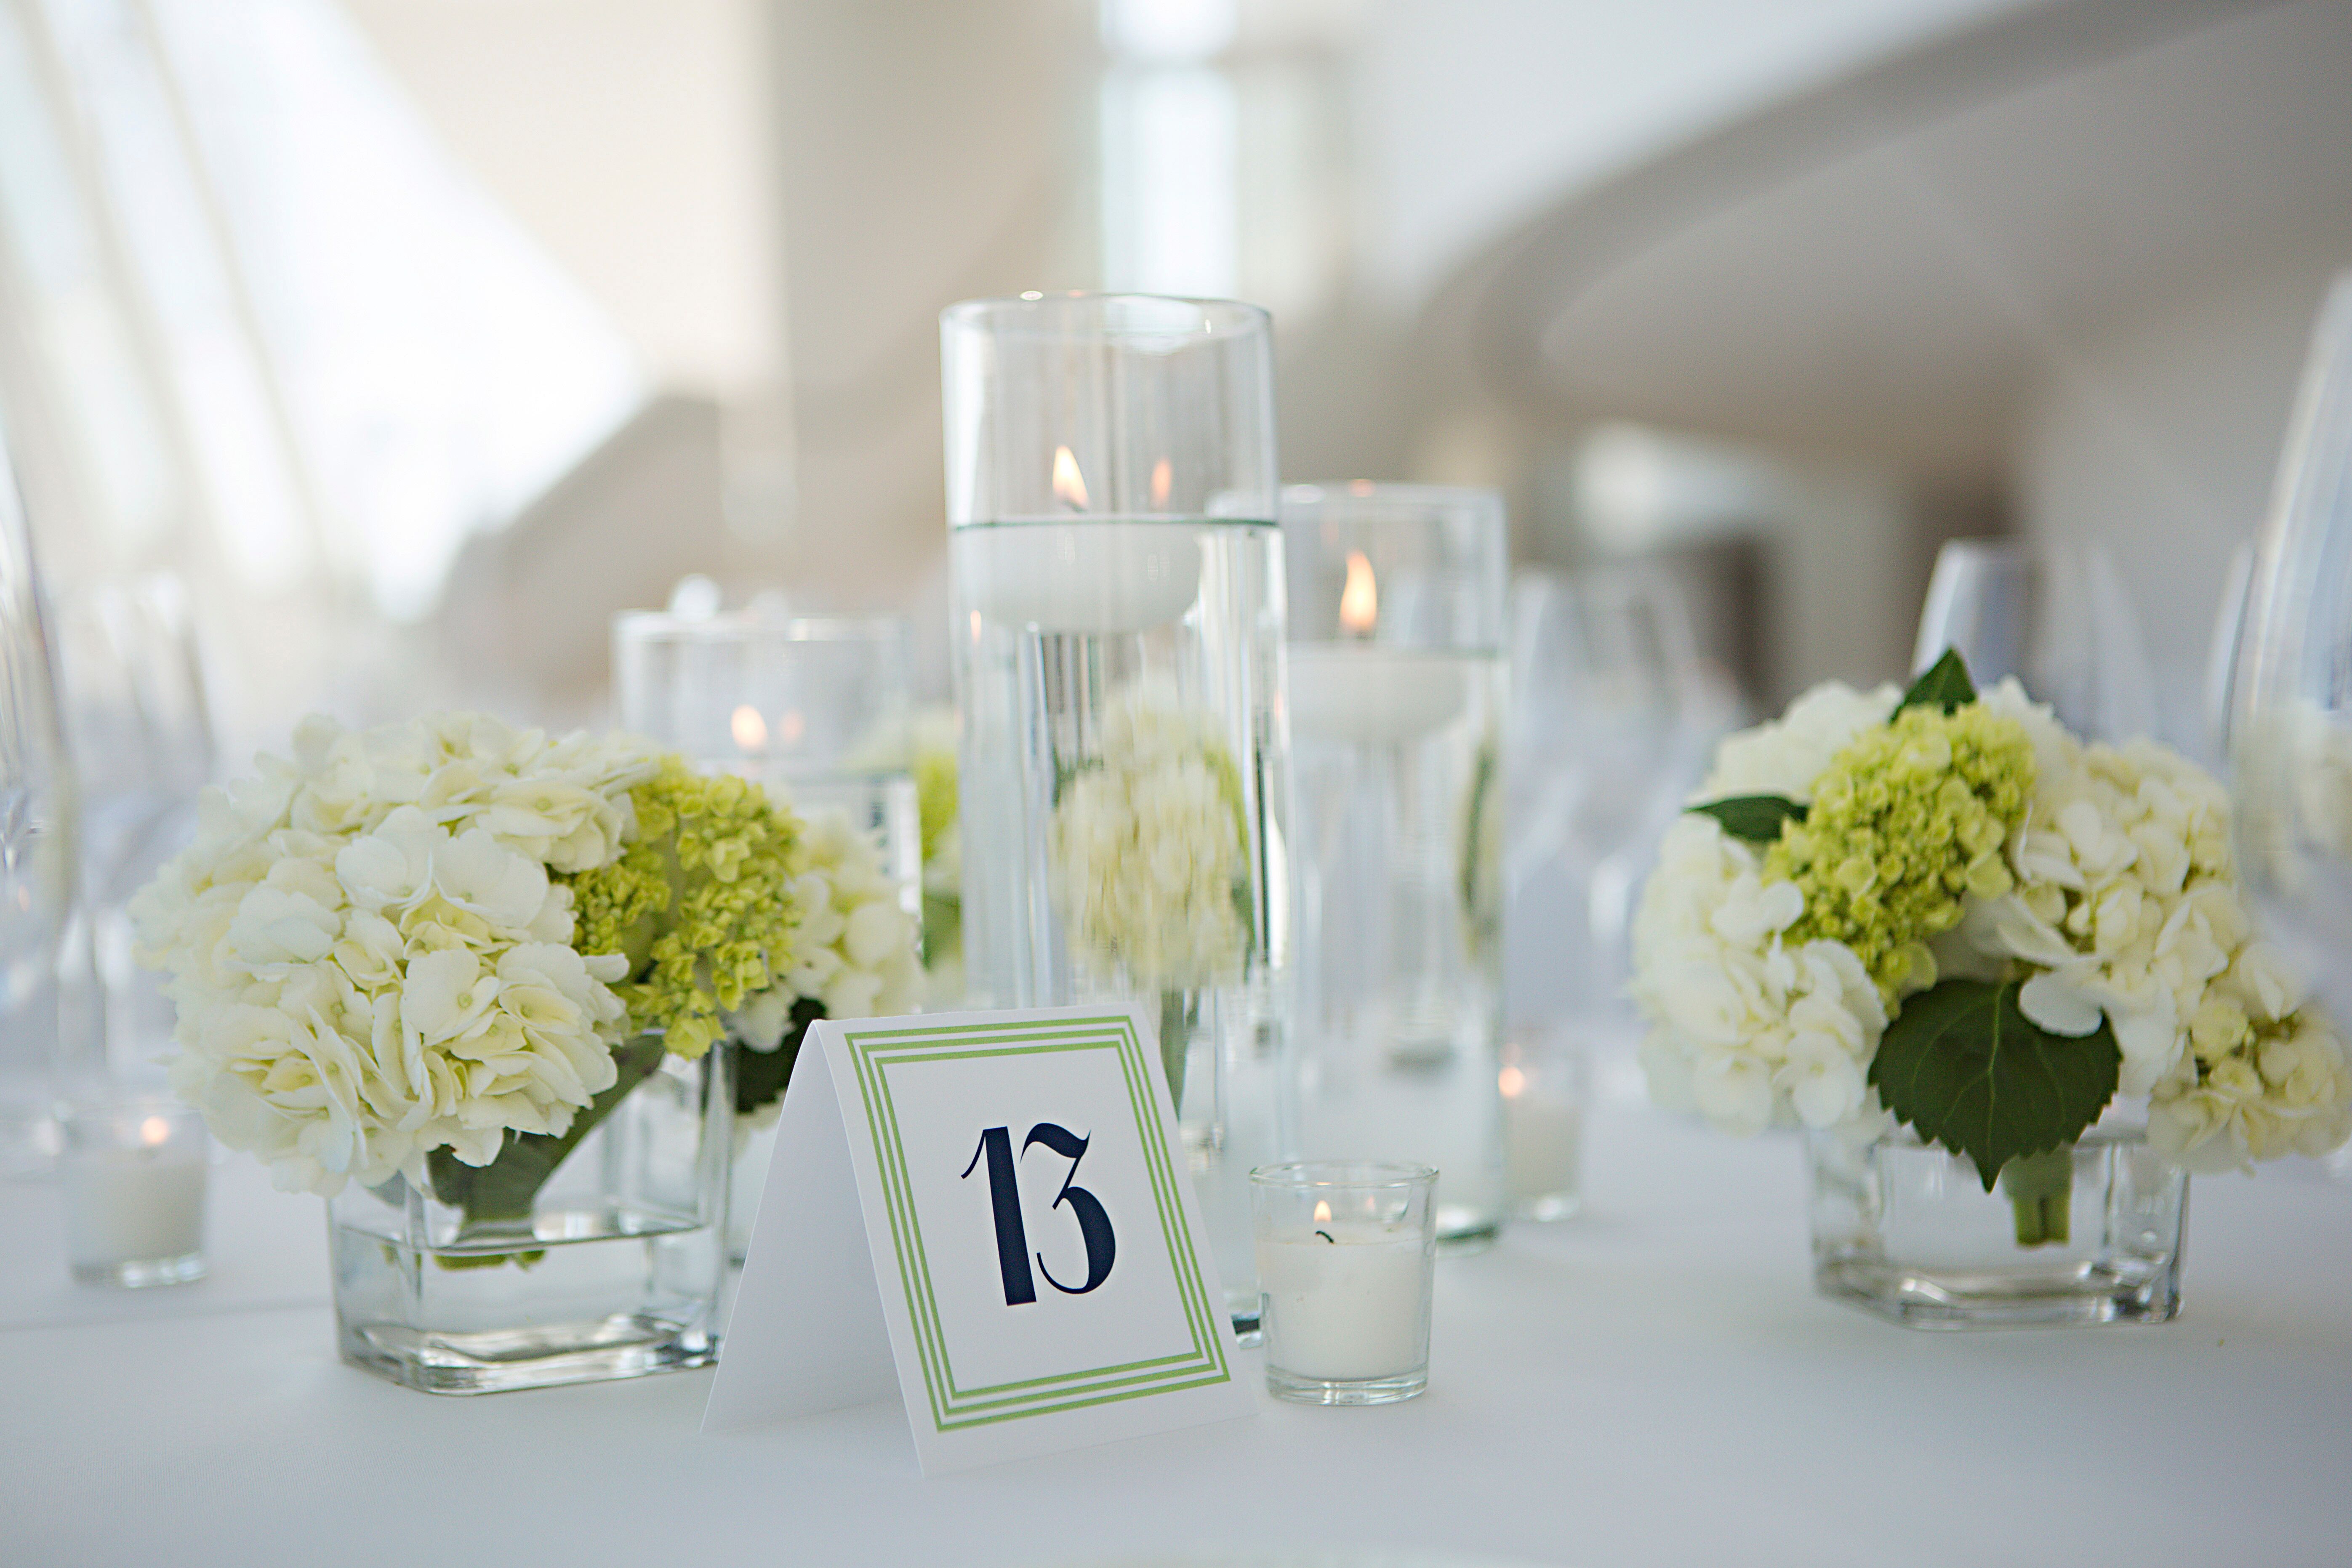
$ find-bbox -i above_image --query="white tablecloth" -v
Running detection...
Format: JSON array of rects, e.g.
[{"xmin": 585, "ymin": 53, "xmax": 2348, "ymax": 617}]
[{"xmin": 5, "ymin": 1106, "xmax": 2349, "ymax": 1568}]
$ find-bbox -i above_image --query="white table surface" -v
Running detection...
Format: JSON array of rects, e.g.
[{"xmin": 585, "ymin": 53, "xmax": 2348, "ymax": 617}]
[{"xmin": 5, "ymin": 1105, "xmax": 2349, "ymax": 1568}]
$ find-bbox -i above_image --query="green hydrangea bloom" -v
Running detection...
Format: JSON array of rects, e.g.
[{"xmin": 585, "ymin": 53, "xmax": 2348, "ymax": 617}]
[
  {"xmin": 560, "ymin": 759, "xmax": 800, "ymax": 1060},
  {"xmin": 1766, "ymin": 703, "xmax": 2035, "ymax": 1001}
]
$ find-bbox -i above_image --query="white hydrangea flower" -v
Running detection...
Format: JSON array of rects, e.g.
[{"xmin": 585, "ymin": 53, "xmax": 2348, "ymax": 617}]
[
  {"xmin": 1631, "ymin": 810, "xmax": 1889, "ymax": 1138},
  {"xmin": 1942, "ymin": 680, "xmax": 2349, "ymax": 1169},
  {"xmin": 131, "ymin": 713, "xmax": 655, "ymax": 1196},
  {"xmin": 722, "ymin": 802, "xmax": 924, "ymax": 1078},
  {"xmin": 1049, "ymin": 691, "xmax": 1250, "ymax": 991},
  {"xmin": 1699, "ymin": 679, "xmax": 1900, "ymax": 801}
]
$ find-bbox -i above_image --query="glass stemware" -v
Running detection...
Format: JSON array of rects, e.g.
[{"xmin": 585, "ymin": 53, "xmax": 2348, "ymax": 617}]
[
  {"xmin": 2227, "ymin": 272, "xmax": 2352, "ymax": 1035},
  {"xmin": 0, "ymin": 413, "xmax": 78, "ymax": 1171},
  {"xmin": 51, "ymin": 575, "xmax": 215, "ymax": 1090},
  {"xmin": 1503, "ymin": 566, "xmax": 1708, "ymax": 1073},
  {"xmin": 1914, "ymin": 537, "xmax": 2158, "ymax": 743}
]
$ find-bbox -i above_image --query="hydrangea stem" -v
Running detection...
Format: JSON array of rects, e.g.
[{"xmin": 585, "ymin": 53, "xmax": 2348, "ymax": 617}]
[
  {"xmin": 1159, "ymin": 990, "xmax": 1190, "ymax": 1114},
  {"xmin": 1998, "ymin": 1146, "xmax": 2076, "ymax": 1247}
]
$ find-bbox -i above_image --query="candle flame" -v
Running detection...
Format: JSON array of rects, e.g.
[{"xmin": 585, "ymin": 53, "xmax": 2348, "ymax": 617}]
[
  {"xmin": 1052, "ymin": 445, "xmax": 1090, "ymax": 510},
  {"xmin": 1499, "ymin": 1065, "xmax": 1526, "ymax": 1099},
  {"xmin": 139, "ymin": 1115, "xmax": 171, "ymax": 1147},
  {"xmin": 1149, "ymin": 457, "xmax": 1172, "ymax": 508},
  {"xmin": 1313, "ymin": 1199, "xmax": 1332, "ymax": 1225},
  {"xmin": 968, "ymin": 609, "xmax": 983, "ymax": 644},
  {"xmin": 731, "ymin": 705, "xmax": 769, "ymax": 751},
  {"xmin": 1338, "ymin": 551, "xmax": 1377, "ymax": 634}
]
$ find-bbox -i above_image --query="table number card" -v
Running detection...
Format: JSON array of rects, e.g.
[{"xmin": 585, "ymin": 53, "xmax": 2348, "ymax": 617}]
[{"xmin": 703, "ymin": 1006, "xmax": 1251, "ymax": 1473}]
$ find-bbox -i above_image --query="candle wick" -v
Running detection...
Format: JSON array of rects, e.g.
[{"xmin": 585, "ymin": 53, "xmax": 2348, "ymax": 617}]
[{"xmin": 1315, "ymin": 1229, "xmax": 1335, "ymax": 1244}]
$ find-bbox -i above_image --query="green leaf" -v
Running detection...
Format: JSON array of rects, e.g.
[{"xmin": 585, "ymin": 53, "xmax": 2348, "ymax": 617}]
[
  {"xmin": 1687, "ymin": 794, "xmax": 1808, "ymax": 845},
  {"xmin": 731, "ymin": 997, "xmax": 827, "ymax": 1118},
  {"xmin": 1897, "ymin": 648, "xmax": 1978, "ymax": 716},
  {"xmin": 427, "ymin": 1033, "xmax": 671, "ymax": 1229},
  {"xmin": 1869, "ymin": 978, "xmax": 2119, "ymax": 1191}
]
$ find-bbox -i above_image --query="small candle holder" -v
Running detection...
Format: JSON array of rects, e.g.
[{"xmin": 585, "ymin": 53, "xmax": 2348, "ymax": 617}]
[
  {"xmin": 1249, "ymin": 1161, "xmax": 1436, "ymax": 1406},
  {"xmin": 1502, "ymin": 1026, "xmax": 1584, "ymax": 1221},
  {"xmin": 60, "ymin": 1096, "xmax": 207, "ymax": 1288}
]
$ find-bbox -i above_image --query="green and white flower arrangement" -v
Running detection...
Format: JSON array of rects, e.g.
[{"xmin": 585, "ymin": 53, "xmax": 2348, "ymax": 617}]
[
  {"xmin": 1633, "ymin": 652, "xmax": 2352, "ymax": 1236},
  {"xmin": 131, "ymin": 711, "xmax": 920, "ymax": 1228}
]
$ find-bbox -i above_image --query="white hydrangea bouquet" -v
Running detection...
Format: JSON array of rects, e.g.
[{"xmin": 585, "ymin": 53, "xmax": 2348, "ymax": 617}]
[
  {"xmin": 1633, "ymin": 652, "xmax": 2352, "ymax": 1240},
  {"xmin": 132, "ymin": 711, "xmax": 917, "ymax": 1233}
]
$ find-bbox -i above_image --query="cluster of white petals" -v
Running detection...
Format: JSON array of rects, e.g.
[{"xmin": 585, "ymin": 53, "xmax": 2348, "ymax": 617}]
[
  {"xmin": 1051, "ymin": 691, "xmax": 1249, "ymax": 990},
  {"xmin": 130, "ymin": 714, "xmax": 656, "ymax": 1195},
  {"xmin": 1955, "ymin": 684, "xmax": 2352, "ymax": 1171},
  {"xmin": 1631, "ymin": 679, "xmax": 1899, "ymax": 1137},
  {"xmin": 1632, "ymin": 815, "xmax": 1891, "ymax": 1136},
  {"xmin": 725, "ymin": 804, "xmax": 924, "ymax": 1049}
]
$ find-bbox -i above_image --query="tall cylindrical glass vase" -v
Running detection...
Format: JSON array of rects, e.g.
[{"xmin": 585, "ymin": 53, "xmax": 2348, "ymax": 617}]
[
  {"xmin": 1283, "ymin": 483, "xmax": 1509, "ymax": 1245},
  {"xmin": 942, "ymin": 293, "xmax": 1288, "ymax": 1334}
]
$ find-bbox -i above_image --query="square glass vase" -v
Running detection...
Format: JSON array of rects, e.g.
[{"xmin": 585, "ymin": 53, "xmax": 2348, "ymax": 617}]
[
  {"xmin": 1807, "ymin": 1123, "xmax": 2187, "ymax": 1329},
  {"xmin": 328, "ymin": 1041, "xmax": 731, "ymax": 1393}
]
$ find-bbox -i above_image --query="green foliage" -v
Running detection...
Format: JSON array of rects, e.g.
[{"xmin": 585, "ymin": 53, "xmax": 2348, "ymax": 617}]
[
  {"xmin": 1687, "ymin": 794, "xmax": 1808, "ymax": 845},
  {"xmin": 1870, "ymin": 978, "xmax": 2120, "ymax": 1192},
  {"xmin": 1897, "ymin": 648, "xmax": 1978, "ymax": 716}
]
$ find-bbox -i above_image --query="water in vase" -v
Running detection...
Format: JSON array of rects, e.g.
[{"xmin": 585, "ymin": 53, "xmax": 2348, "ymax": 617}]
[
  {"xmin": 952, "ymin": 516, "xmax": 1289, "ymax": 1328},
  {"xmin": 1290, "ymin": 644, "xmax": 1508, "ymax": 1243}
]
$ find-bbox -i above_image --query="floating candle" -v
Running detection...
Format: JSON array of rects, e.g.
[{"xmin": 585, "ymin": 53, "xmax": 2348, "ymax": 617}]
[
  {"xmin": 953, "ymin": 521, "xmax": 1206, "ymax": 635},
  {"xmin": 1287, "ymin": 645, "xmax": 1475, "ymax": 745}
]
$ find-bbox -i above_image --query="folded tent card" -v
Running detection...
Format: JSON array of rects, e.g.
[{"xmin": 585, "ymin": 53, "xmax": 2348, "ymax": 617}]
[{"xmin": 704, "ymin": 1005, "xmax": 1252, "ymax": 1474}]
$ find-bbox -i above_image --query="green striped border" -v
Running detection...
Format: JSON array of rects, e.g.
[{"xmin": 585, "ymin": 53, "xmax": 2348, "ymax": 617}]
[{"xmin": 839, "ymin": 1014, "xmax": 1231, "ymax": 1432}]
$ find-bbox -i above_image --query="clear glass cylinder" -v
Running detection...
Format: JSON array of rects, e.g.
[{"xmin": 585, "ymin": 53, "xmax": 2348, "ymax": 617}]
[
  {"xmin": 1282, "ymin": 482, "xmax": 1508, "ymax": 1245},
  {"xmin": 612, "ymin": 609, "xmax": 923, "ymax": 1266},
  {"xmin": 1808, "ymin": 1124, "xmax": 2187, "ymax": 1329},
  {"xmin": 1249, "ymin": 1160, "xmax": 1436, "ymax": 1406},
  {"xmin": 329, "ymin": 1041, "xmax": 729, "ymax": 1393},
  {"xmin": 942, "ymin": 292, "xmax": 1287, "ymax": 1333}
]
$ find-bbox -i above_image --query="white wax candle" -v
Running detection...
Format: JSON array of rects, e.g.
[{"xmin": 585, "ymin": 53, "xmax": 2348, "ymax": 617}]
[
  {"xmin": 956, "ymin": 521, "xmax": 1205, "ymax": 634},
  {"xmin": 1255, "ymin": 1223, "xmax": 1429, "ymax": 1380},
  {"xmin": 64, "ymin": 1148, "xmax": 206, "ymax": 1272},
  {"xmin": 1505, "ymin": 1092, "xmax": 1581, "ymax": 1202},
  {"xmin": 1287, "ymin": 646, "xmax": 1470, "ymax": 745}
]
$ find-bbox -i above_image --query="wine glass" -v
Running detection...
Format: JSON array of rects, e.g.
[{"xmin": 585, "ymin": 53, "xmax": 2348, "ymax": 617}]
[
  {"xmin": 0, "ymin": 415, "xmax": 77, "ymax": 1172},
  {"xmin": 1505, "ymin": 565, "xmax": 1710, "ymax": 1086},
  {"xmin": 1914, "ymin": 537, "xmax": 2158, "ymax": 742},
  {"xmin": 2227, "ymin": 271, "xmax": 2352, "ymax": 1036},
  {"xmin": 51, "ymin": 575, "xmax": 214, "ymax": 1089}
]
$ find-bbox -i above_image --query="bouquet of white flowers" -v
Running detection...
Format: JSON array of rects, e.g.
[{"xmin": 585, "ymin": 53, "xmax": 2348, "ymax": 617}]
[
  {"xmin": 131, "ymin": 712, "xmax": 918, "ymax": 1230},
  {"xmin": 1633, "ymin": 652, "xmax": 2352, "ymax": 1238}
]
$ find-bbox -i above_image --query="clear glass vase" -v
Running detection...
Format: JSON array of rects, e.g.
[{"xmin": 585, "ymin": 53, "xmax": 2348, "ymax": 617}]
[
  {"xmin": 329, "ymin": 1040, "xmax": 731, "ymax": 1393},
  {"xmin": 1283, "ymin": 482, "xmax": 1510, "ymax": 1246},
  {"xmin": 941, "ymin": 293, "xmax": 1289, "ymax": 1335},
  {"xmin": 1807, "ymin": 1124, "xmax": 2187, "ymax": 1329}
]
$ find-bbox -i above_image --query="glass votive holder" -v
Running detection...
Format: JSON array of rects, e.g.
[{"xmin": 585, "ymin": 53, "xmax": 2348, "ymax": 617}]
[
  {"xmin": 60, "ymin": 1096, "xmax": 207, "ymax": 1287},
  {"xmin": 1502, "ymin": 1027, "xmax": 1585, "ymax": 1221},
  {"xmin": 1249, "ymin": 1161, "xmax": 1436, "ymax": 1406}
]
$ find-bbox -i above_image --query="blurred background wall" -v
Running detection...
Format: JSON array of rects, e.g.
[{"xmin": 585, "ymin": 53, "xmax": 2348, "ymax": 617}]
[{"xmin": 4, "ymin": 0, "xmax": 2348, "ymax": 747}]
